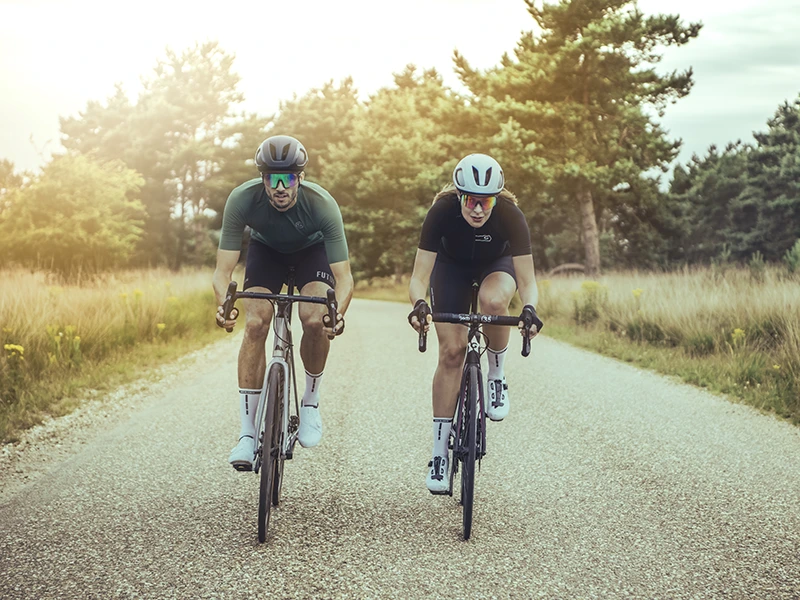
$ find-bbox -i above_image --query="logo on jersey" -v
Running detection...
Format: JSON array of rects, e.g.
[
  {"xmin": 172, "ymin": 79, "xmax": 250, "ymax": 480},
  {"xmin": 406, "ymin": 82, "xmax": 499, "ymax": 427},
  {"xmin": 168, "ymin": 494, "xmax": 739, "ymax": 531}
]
[
  {"xmin": 475, "ymin": 234, "xmax": 492, "ymax": 243},
  {"xmin": 295, "ymin": 221, "xmax": 304, "ymax": 229}
]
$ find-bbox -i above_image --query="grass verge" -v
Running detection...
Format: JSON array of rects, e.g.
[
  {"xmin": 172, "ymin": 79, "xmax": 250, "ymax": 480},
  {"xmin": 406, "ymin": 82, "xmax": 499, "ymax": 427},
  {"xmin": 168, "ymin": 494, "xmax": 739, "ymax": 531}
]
[
  {"xmin": 0, "ymin": 268, "xmax": 223, "ymax": 442},
  {"xmin": 355, "ymin": 267, "xmax": 800, "ymax": 424}
]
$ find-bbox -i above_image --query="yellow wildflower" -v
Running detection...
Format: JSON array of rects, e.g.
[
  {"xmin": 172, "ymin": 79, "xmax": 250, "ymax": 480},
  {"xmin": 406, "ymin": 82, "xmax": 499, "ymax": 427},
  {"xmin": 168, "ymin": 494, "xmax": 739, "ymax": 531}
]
[
  {"xmin": 156, "ymin": 323, "xmax": 166, "ymax": 332},
  {"xmin": 4, "ymin": 343, "xmax": 24, "ymax": 355},
  {"xmin": 632, "ymin": 288, "xmax": 644, "ymax": 299},
  {"xmin": 773, "ymin": 364, "xmax": 781, "ymax": 371},
  {"xmin": 581, "ymin": 280, "xmax": 602, "ymax": 292},
  {"xmin": 134, "ymin": 289, "xmax": 144, "ymax": 298}
]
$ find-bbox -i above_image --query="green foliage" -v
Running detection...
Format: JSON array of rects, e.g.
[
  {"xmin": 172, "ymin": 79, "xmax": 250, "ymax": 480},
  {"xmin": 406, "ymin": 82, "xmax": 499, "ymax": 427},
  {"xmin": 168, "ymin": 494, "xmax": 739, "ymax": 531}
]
[
  {"xmin": 572, "ymin": 280, "xmax": 608, "ymax": 325},
  {"xmin": 60, "ymin": 41, "xmax": 246, "ymax": 269},
  {"xmin": 749, "ymin": 251, "xmax": 766, "ymax": 283},
  {"xmin": 0, "ymin": 154, "xmax": 145, "ymax": 276},
  {"xmin": 711, "ymin": 243, "xmax": 733, "ymax": 280},
  {"xmin": 456, "ymin": 0, "xmax": 701, "ymax": 274},
  {"xmin": 784, "ymin": 239, "xmax": 800, "ymax": 274},
  {"xmin": 320, "ymin": 66, "xmax": 470, "ymax": 279},
  {"xmin": 667, "ymin": 97, "xmax": 800, "ymax": 266},
  {"xmin": 342, "ymin": 206, "xmax": 426, "ymax": 281},
  {"xmin": 0, "ymin": 270, "xmax": 220, "ymax": 442},
  {"xmin": 270, "ymin": 78, "xmax": 362, "ymax": 180}
]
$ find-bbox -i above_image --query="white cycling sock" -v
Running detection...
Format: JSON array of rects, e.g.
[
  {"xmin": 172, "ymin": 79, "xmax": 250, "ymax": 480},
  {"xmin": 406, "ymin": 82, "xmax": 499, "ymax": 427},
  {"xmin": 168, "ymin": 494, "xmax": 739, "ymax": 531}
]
[
  {"xmin": 487, "ymin": 346, "xmax": 508, "ymax": 380},
  {"xmin": 239, "ymin": 388, "xmax": 261, "ymax": 439},
  {"xmin": 302, "ymin": 371, "xmax": 323, "ymax": 407},
  {"xmin": 432, "ymin": 418, "xmax": 452, "ymax": 457}
]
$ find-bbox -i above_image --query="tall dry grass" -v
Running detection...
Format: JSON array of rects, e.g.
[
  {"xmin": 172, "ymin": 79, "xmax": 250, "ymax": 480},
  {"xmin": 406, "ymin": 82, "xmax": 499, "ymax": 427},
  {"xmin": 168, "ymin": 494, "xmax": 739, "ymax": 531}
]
[
  {"xmin": 0, "ymin": 268, "xmax": 219, "ymax": 441},
  {"xmin": 539, "ymin": 266, "xmax": 800, "ymax": 420}
]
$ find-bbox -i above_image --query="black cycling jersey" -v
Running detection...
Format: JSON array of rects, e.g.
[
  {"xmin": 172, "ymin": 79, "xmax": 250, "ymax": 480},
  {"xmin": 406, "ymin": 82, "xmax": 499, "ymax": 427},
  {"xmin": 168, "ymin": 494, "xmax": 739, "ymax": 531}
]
[{"xmin": 418, "ymin": 195, "xmax": 531, "ymax": 262}]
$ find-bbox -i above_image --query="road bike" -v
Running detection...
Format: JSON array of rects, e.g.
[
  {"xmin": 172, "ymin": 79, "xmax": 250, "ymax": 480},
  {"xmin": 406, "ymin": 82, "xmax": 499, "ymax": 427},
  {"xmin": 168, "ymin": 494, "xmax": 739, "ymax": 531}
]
[
  {"xmin": 222, "ymin": 270, "xmax": 337, "ymax": 542},
  {"xmin": 417, "ymin": 282, "xmax": 540, "ymax": 540}
]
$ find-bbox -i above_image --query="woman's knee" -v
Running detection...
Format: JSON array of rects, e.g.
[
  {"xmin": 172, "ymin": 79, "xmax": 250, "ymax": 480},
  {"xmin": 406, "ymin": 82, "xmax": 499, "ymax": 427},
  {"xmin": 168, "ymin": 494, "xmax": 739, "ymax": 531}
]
[{"xmin": 479, "ymin": 292, "xmax": 511, "ymax": 316}]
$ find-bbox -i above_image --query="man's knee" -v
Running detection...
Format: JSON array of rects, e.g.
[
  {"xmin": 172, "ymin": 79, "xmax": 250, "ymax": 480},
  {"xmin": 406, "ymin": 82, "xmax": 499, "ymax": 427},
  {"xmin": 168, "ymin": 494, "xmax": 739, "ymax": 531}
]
[
  {"xmin": 244, "ymin": 313, "xmax": 271, "ymax": 341},
  {"xmin": 299, "ymin": 307, "xmax": 325, "ymax": 335},
  {"xmin": 439, "ymin": 344, "xmax": 466, "ymax": 369}
]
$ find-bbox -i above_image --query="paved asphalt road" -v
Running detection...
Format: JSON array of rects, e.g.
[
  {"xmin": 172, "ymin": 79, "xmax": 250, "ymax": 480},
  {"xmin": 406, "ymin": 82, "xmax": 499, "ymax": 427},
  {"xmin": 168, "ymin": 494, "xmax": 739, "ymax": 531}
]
[{"xmin": 1, "ymin": 299, "xmax": 799, "ymax": 599}]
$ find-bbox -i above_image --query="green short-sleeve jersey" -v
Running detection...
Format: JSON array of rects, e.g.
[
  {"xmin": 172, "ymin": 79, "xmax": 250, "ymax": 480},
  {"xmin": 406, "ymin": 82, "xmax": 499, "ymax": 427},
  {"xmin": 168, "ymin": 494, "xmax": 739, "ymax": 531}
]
[{"xmin": 219, "ymin": 178, "xmax": 349, "ymax": 263}]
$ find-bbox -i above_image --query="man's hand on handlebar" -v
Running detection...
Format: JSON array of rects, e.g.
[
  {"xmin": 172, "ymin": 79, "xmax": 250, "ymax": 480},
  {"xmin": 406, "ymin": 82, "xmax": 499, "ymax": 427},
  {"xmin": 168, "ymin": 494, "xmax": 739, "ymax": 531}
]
[
  {"xmin": 216, "ymin": 305, "xmax": 239, "ymax": 330},
  {"xmin": 322, "ymin": 312, "xmax": 345, "ymax": 340},
  {"xmin": 408, "ymin": 299, "xmax": 432, "ymax": 333},
  {"xmin": 518, "ymin": 304, "xmax": 544, "ymax": 340}
]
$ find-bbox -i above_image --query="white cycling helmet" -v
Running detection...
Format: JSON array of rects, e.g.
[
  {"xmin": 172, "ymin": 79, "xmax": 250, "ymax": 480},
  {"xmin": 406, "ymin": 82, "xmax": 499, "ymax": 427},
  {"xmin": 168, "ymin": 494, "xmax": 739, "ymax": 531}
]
[{"xmin": 452, "ymin": 153, "xmax": 504, "ymax": 195}]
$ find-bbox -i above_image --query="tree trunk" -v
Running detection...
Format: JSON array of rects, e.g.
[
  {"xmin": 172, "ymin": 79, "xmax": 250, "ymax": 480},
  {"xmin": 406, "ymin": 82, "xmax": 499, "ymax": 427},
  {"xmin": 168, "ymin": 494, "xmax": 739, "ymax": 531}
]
[{"xmin": 578, "ymin": 188, "xmax": 601, "ymax": 278}]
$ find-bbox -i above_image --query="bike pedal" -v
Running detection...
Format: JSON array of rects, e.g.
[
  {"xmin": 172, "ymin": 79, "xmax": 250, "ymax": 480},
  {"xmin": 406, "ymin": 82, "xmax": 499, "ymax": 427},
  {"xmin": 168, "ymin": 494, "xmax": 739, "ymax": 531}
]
[
  {"xmin": 429, "ymin": 489, "xmax": 449, "ymax": 496},
  {"xmin": 232, "ymin": 463, "xmax": 253, "ymax": 472},
  {"xmin": 285, "ymin": 451, "xmax": 293, "ymax": 460}
]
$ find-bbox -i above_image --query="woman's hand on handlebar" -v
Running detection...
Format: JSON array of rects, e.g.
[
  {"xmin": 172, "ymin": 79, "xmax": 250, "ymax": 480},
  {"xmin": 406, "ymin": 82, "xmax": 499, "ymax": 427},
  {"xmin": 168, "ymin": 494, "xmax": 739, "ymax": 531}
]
[
  {"xmin": 408, "ymin": 299, "xmax": 432, "ymax": 333},
  {"xmin": 518, "ymin": 304, "xmax": 544, "ymax": 340}
]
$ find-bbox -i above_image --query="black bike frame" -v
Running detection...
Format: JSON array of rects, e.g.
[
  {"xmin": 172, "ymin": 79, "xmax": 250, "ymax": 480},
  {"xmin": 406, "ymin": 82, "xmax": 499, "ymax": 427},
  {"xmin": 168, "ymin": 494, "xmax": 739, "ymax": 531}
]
[{"xmin": 452, "ymin": 283, "xmax": 488, "ymax": 463}]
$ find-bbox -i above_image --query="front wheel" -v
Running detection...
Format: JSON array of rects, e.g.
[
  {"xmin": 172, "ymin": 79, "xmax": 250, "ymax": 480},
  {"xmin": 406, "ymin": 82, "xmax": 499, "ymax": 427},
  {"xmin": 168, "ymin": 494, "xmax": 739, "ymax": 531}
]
[
  {"xmin": 257, "ymin": 364, "xmax": 282, "ymax": 543},
  {"xmin": 271, "ymin": 368, "xmax": 286, "ymax": 507},
  {"xmin": 460, "ymin": 365, "xmax": 479, "ymax": 540}
]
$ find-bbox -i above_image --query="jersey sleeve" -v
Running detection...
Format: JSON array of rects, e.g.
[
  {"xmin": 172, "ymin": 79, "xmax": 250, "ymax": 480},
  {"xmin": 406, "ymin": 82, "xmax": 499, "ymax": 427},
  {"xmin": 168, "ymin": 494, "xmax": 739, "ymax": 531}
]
[
  {"xmin": 418, "ymin": 199, "xmax": 448, "ymax": 252},
  {"xmin": 317, "ymin": 195, "xmax": 349, "ymax": 263},
  {"xmin": 218, "ymin": 187, "xmax": 248, "ymax": 251},
  {"xmin": 506, "ymin": 203, "xmax": 532, "ymax": 256}
]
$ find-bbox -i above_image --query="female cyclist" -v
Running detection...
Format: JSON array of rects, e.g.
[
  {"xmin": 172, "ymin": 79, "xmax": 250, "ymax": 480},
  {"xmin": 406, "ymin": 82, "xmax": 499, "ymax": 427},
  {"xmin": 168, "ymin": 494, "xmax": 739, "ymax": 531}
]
[{"xmin": 407, "ymin": 153, "xmax": 541, "ymax": 493}]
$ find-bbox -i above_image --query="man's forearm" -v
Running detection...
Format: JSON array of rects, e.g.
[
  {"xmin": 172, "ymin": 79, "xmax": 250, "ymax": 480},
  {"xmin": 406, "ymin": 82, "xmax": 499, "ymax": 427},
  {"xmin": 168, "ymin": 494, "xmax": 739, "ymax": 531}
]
[
  {"xmin": 212, "ymin": 270, "xmax": 234, "ymax": 305},
  {"xmin": 335, "ymin": 275, "xmax": 354, "ymax": 315}
]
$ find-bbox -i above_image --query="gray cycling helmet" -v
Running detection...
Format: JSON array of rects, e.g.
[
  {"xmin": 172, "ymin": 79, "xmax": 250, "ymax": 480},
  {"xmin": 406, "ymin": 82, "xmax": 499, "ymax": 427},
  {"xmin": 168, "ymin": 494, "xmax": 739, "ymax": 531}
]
[
  {"xmin": 452, "ymin": 153, "xmax": 504, "ymax": 195},
  {"xmin": 255, "ymin": 135, "xmax": 309, "ymax": 173}
]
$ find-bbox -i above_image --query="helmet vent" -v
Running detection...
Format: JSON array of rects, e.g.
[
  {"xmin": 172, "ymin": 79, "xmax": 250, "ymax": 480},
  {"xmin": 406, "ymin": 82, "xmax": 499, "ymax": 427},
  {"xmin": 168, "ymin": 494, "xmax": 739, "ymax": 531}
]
[
  {"xmin": 455, "ymin": 168, "xmax": 465, "ymax": 188},
  {"xmin": 270, "ymin": 143, "xmax": 290, "ymax": 162}
]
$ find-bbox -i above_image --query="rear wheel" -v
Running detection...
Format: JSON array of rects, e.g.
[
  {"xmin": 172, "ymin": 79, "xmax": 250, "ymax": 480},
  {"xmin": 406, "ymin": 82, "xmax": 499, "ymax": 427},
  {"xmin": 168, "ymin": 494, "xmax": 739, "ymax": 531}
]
[
  {"xmin": 460, "ymin": 365, "xmax": 479, "ymax": 540},
  {"xmin": 257, "ymin": 364, "xmax": 282, "ymax": 543}
]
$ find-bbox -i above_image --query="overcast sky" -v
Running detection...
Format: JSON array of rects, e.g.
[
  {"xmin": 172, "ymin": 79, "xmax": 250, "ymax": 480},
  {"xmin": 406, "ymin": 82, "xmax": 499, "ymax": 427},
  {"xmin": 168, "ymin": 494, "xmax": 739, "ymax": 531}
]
[{"xmin": 1, "ymin": 0, "xmax": 799, "ymax": 175}]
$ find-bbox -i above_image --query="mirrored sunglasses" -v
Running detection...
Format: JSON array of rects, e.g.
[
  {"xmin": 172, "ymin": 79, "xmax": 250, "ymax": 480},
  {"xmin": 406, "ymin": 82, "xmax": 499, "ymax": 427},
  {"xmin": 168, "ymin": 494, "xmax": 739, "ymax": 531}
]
[
  {"xmin": 264, "ymin": 173, "xmax": 299, "ymax": 189},
  {"xmin": 460, "ymin": 194, "xmax": 497, "ymax": 212}
]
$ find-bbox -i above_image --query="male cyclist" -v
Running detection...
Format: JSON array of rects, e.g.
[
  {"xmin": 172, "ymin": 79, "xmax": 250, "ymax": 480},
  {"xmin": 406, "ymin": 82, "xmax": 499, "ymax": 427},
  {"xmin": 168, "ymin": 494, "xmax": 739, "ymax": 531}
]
[
  {"xmin": 407, "ymin": 153, "xmax": 542, "ymax": 493},
  {"xmin": 213, "ymin": 135, "xmax": 353, "ymax": 471}
]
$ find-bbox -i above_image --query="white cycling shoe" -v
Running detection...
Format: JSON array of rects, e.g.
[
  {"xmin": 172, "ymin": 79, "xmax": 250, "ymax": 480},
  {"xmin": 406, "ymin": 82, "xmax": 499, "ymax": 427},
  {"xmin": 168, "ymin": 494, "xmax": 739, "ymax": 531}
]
[
  {"xmin": 297, "ymin": 405, "xmax": 323, "ymax": 448},
  {"xmin": 228, "ymin": 435, "xmax": 255, "ymax": 471},
  {"xmin": 486, "ymin": 377, "xmax": 510, "ymax": 421},
  {"xmin": 426, "ymin": 455, "xmax": 450, "ymax": 494}
]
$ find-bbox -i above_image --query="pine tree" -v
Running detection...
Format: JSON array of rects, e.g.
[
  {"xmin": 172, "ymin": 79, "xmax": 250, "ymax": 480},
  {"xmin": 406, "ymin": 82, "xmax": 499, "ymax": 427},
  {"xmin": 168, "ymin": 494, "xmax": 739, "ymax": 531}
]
[{"xmin": 455, "ymin": 0, "xmax": 701, "ymax": 276}]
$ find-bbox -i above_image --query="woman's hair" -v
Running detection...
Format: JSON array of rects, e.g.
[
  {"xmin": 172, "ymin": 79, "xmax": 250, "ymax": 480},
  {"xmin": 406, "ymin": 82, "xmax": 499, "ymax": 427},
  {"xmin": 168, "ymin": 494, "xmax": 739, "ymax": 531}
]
[{"xmin": 432, "ymin": 183, "xmax": 519, "ymax": 205}]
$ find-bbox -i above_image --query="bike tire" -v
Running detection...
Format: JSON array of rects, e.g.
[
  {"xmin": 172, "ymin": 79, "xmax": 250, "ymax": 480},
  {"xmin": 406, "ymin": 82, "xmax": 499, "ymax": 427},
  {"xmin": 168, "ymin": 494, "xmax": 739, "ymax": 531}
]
[
  {"xmin": 271, "ymin": 367, "xmax": 285, "ymax": 507},
  {"xmin": 257, "ymin": 364, "xmax": 281, "ymax": 543},
  {"xmin": 461, "ymin": 365, "xmax": 479, "ymax": 540}
]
